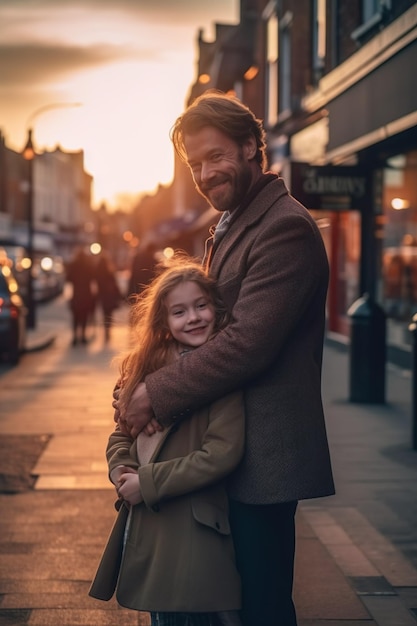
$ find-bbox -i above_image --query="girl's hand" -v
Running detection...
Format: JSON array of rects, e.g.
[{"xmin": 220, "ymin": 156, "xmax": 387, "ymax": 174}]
[
  {"xmin": 110, "ymin": 465, "xmax": 136, "ymax": 486},
  {"xmin": 118, "ymin": 472, "xmax": 143, "ymax": 506}
]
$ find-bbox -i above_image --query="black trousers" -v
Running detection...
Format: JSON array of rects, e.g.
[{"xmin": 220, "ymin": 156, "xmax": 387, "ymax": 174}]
[
  {"xmin": 150, "ymin": 613, "xmax": 240, "ymax": 626},
  {"xmin": 150, "ymin": 613, "xmax": 213, "ymax": 626},
  {"xmin": 229, "ymin": 499, "xmax": 298, "ymax": 626}
]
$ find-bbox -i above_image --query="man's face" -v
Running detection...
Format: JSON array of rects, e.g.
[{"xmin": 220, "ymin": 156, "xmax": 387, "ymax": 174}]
[{"xmin": 184, "ymin": 126, "xmax": 256, "ymax": 213}]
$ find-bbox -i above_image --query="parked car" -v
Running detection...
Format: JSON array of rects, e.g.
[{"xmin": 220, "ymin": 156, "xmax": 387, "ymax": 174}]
[
  {"xmin": 2, "ymin": 245, "xmax": 65, "ymax": 304},
  {"xmin": 0, "ymin": 256, "xmax": 27, "ymax": 365}
]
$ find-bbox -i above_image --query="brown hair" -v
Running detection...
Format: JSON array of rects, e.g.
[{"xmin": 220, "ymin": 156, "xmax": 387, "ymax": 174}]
[
  {"xmin": 118, "ymin": 254, "xmax": 227, "ymax": 408},
  {"xmin": 171, "ymin": 90, "xmax": 267, "ymax": 171}
]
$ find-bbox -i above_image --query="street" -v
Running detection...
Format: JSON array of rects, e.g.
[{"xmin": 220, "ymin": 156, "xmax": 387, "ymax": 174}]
[
  {"xmin": 0, "ymin": 289, "xmax": 128, "ymax": 490},
  {"xmin": 0, "ymin": 293, "xmax": 150, "ymax": 624},
  {"xmin": 1, "ymin": 293, "xmax": 417, "ymax": 624}
]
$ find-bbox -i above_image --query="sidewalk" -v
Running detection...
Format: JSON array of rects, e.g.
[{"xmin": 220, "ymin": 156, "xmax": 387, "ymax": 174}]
[
  {"xmin": 1, "ymin": 296, "xmax": 417, "ymax": 624},
  {"xmin": 297, "ymin": 340, "xmax": 417, "ymax": 625}
]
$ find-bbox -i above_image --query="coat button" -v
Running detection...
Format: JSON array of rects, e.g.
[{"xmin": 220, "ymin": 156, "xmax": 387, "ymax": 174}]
[
  {"xmin": 215, "ymin": 522, "xmax": 220, "ymax": 529},
  {"xmin": 152, "ymin": 504, "xmax": 160, "ymax": 513}
]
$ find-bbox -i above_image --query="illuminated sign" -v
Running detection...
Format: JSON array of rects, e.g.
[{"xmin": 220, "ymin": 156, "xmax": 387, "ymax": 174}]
[{"xmin": 290, "ymin": 162, "xmax": 372, "ymax": 210}]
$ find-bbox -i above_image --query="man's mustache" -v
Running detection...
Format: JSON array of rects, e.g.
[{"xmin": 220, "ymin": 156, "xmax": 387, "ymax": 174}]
[{"xmin": 200, "ymin": 178, "xmax": 228, "ymax": 193}]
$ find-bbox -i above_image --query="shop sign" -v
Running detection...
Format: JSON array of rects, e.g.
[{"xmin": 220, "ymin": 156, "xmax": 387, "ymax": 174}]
[{"xmin": 291, "ymin": 162, "xmax": 372, "ymax": 210}]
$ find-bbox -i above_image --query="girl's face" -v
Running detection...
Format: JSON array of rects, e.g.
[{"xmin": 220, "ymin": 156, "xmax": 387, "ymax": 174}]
[{"xmin": 165, "ymin": 280, "xmax": 215, "ymax": 350}]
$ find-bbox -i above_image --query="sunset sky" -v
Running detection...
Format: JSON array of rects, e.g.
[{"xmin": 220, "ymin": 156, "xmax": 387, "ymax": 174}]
[{"xmin": 0, "ymin": 0, "xmax": 237, "ymax": 210}]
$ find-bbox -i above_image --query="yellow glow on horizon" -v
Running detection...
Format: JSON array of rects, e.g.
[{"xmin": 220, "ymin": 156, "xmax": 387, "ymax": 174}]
[
  {"xmin": 19, "ymin": 59, "xmax": 190, "ymax": 209},
  {"xmin": 1, "ymin": 2, "xmax": 239, "ymax": 210}
]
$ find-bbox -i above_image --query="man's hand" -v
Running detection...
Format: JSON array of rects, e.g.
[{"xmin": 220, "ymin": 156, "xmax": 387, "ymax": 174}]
[
  {"xmin": 112, "ymin": 383, "xmax": 122, "ymax": 426},
  {"xmin": 117, "ymin": 382, "xmax": 162, "ymax": 438}
]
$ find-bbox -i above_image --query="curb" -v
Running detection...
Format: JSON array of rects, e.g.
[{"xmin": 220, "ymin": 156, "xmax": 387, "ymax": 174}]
[
  {"xmin": 24, "ymin": 333, "xmax": 56, "ymax": 353},
  {"xmin": 325, "ymin": 331, "xmax": 412, "ymax": 371}
]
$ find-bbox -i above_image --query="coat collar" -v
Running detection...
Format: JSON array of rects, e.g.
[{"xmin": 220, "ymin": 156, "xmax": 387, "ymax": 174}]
[{"xmin": 208, "ymin": 176, "xmax": 289, "ymax": 274}]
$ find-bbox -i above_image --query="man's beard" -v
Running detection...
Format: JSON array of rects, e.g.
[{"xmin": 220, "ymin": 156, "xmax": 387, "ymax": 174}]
[{"xmin": 196, "ymin": 154, "xmax": 252, "ymax": 213}]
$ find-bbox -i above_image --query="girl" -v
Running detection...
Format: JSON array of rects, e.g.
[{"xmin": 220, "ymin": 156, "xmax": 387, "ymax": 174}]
[{"xmin": 89, "ymin": 257, "xmax": 244, "ymax": 626}]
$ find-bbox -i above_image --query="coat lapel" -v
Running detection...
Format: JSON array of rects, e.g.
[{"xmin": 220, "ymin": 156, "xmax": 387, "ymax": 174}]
[{"xmin": 209, "ymin": 177, "xmax": 289, "ymax": 276}]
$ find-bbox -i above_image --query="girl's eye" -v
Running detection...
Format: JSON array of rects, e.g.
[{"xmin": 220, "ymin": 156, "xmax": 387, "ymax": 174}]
[
  {"xmin": 197, "ymin": 302, "xmax": 207, "ymax": 309},
  {"xmin": 172, "ymin": 309, "xmax": 184, "ymax": 316}
]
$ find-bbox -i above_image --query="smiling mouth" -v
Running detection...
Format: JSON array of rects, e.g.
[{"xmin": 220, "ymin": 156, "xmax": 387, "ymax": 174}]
[{"xmin": 203, "ymin": 180, "xmax": 228, "ymax": 194}]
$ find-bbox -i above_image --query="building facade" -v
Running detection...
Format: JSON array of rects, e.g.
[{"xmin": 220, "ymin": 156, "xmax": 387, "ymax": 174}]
[
  {"xmin": 166, "ymin": 0, "xmax": 417, "ymax": 362},
  {"xmin": 0, "ymin": 133, "xmax": 94, "ymax": 261},
  {"xmin": 27, "ymin": 0, "xmax": 406, "ymax": 365},
  {"xmin": 278, "ymin": 0, "xmax": 417, "ymax": 345}
]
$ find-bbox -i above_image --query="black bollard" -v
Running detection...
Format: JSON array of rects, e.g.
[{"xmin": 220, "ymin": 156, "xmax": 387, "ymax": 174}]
[
  {"xmin": 408, "ymin": 314, "xmax": 417, "ymax": 450},
  {"xmin": 348, "ymin": 293, "xmax": 386, "ymax": 403}
]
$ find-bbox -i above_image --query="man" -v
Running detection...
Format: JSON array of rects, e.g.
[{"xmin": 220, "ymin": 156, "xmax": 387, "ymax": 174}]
[{"xmin": 116, "ymin": 92, "xmax": 335, "ymax": 625}]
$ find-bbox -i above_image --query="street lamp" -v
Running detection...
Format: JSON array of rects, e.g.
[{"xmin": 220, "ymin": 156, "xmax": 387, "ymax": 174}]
[
  {"xmin": 25, "ymin": 102, "xmax": 82, "ymax": 128},
  {"xmin": 22, "ymin": 128, "xmax": 36, "ymax": 329},
  {"xmin": 21, "ymin": 102, "xmax": 82, "ymax": 329}
]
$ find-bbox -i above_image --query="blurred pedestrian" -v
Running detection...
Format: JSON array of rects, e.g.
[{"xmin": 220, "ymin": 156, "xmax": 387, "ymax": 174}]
[
  {"xmin": 126, "ymin": 242, "xmax": 157, "ymax": 301},
  {"xmin": 95, "ymin": 251, "xmax": 123, "ymax": 343},
  {"xmin": 90, "ymin": 257, "xmax": 244, "ymax": 626},
  {"xmin": 66, "ymin": 247, "xmax": 96, "ymax": 346}
]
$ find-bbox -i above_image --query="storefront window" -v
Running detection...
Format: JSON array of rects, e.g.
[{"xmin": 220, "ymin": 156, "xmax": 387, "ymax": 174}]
[
  {"xmin": 312, "ymin": 209, "xmax": 360, "ymax": 335},
  {"xmin": 382, "ymin": 151, "xmax": 417, "ymax": 320}
]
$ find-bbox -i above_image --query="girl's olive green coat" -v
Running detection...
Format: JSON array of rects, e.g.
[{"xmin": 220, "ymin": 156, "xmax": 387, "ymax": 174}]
[{"xmin": 89, "ymin": 391, "xmax": 244, "ymax": 613}]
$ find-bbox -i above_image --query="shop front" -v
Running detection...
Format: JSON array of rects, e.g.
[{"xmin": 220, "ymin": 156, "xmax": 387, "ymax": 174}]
[
  {"xmin": 323, "ymin": 29, "xmax": 417, "ymax": 354},
  {"xmin": 290, "ymin": 162, "xmax": 372, "ymax": 336},
  {"xmin": 379, "ymin": 149, "xmax": 417, "ymax": 351}
]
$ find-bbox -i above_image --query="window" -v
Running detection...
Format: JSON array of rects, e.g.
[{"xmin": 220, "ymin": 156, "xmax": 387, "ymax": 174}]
[
  {"xmin": 312, "ymin": 0, "xmax": 326, "ymax": 83},
  {"xmin": 278, "ymin": 11, "xmax": 292, "ymax": 117},
  {"xmin": 352, "ymin": 0, "xmax": 391, "ymax": 42},
  {"xmin": 382, "ymin": 151, "xmax": 417, "ymax": 320},
  {"xmin": 266, "ymin": 12, "xmax": 278, "ymax": 126},
  {"xmin": 363, "ymin": 0, "xmax": 381, "ymax": 22}
]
